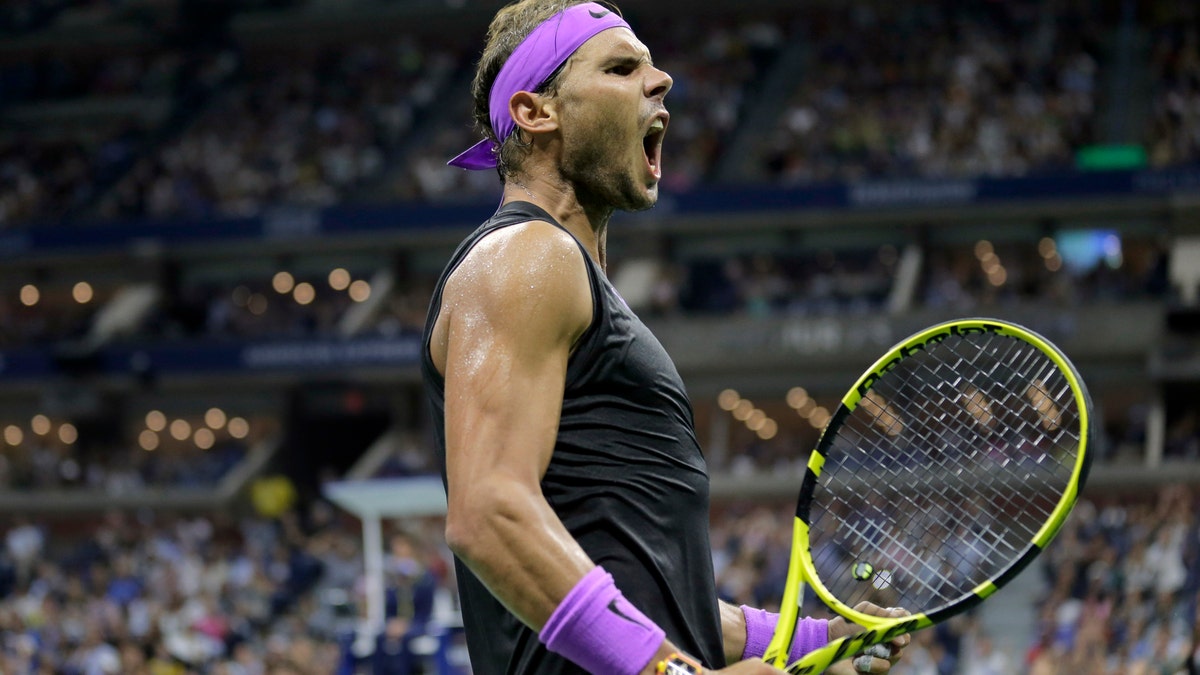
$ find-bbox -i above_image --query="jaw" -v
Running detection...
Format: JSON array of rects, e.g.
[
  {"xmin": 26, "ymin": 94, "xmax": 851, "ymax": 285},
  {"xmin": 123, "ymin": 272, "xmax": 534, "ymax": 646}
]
[
  {"xmin": 556, "ymin": 144, "xmax": 657, "ymax": 215},
  {"xmin": 551, "ymin": 109, "xmax": 668, "ymax": 214}
]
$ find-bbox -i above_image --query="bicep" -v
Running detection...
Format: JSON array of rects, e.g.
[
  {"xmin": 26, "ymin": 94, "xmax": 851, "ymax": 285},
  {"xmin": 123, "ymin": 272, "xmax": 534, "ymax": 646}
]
[
  {"xmin": 440, "ymin": 223, "xmax": 593, "ymax": 494},
  {"xmin": 435, "ymin": 225, "xmax": 598, "ymax": 625},
  {"xmin": 443, "ymin": 307, "xmax": 570, "ymax": 488}
]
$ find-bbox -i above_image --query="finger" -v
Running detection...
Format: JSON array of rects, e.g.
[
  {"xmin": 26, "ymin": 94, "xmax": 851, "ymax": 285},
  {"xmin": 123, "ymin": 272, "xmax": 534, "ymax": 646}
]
[
  {"xmin": 850, "ymin": 601, "xmax": 890, "ymax": 617},
  {"xmin": 846, "ymin": 604, "xmax": 912, "ymax": 655},
  {"xmin": 850, "ymin": 602, "xmax": 910, "ymax": 620},
  {"xmin": 850, "ymin": 655, "xmax": 890, "ymax": 673},
  {"xmin": 863, "ymin": 644, "xmax": 891, "ymax": 660},
  {"xmin": 882, "ymin": 607, "xmax": 912, "ymax": 653}
]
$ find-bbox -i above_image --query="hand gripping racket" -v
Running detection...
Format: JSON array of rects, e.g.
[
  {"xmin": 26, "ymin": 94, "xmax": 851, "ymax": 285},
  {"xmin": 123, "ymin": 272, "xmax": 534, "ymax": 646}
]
[{"xmin": 763, "ymin": 318, "xmax": 1092, "ymax": 673}]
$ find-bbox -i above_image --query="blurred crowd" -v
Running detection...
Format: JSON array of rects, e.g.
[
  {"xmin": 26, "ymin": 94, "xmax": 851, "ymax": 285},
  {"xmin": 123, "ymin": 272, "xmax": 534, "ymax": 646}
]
[
  {"xmin": 1023, "ymin": 485, "xmax": 1200, "ymax": 674},
  {"xmin": 1, "ymin": 0, "xmax": 1199, "ymax": 226},
  {"xmin": 755, "ymin": 1, "xmax": 1104, "ymax": 183},
  {"xmin": 3, "ymin": 485, "xmax": 1195, "ymax": 675},
  {"xmin": 0, "ymin": 435, "xmax": 248, "ymax": 493},
  {"xmin": 0, "ymin": 230, "xmax": 1169, "ymax": 352},
  {"xmin": 620, "ymin": 232, "xmax": 1168, "ymax": 320},
  {"xmin": 0, "ymin": 48, "xmax": 182, "ymax": 104},
  {"xmin": 0, "ymin": 504, "xmax": 462, "ymax": 675},
  {"xmin": 97, "ymin": 35, "xmax": 459, "ymax": 221},
  {"xmin": 149, "ymin": 274, "xmax": 359, "ymax": 342},
  {"xmin": 0, "ymin": 282, "xmax": 100, "ymax": 350},
  {"xmin": 0, "ymin": 128, "xmax": 145, "ymax": 228},
  {"xmin": 0, "ymin": 0, "xmax": 241, "ymax": 228},
  {"xmin": 0, "ymin": 406, "xmax": 273, "ymax": 495},
  {"xmin": 1146, "ymin": 1, "xmax": 1200, "ymax": 168}
]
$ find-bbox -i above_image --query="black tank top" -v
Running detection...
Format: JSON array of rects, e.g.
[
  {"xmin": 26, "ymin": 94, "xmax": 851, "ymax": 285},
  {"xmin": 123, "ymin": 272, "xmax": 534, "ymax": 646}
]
[{"xmin": 421, "ymin": 201, "xmax": 724, "ymax": 674}]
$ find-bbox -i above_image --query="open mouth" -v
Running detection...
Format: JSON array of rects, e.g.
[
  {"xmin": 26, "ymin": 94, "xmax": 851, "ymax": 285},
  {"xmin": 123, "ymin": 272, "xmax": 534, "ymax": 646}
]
[{"xmin": 642, "ymin": 116, "xmax": 667, "ymax": 180}]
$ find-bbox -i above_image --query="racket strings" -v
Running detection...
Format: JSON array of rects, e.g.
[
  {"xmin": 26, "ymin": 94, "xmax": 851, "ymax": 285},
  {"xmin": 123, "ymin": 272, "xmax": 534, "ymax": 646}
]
[
  {"xmin": 809, "ymin": 332, "xmax": 1081, "ymax": 613},
  {"xmin": 900, "ymin": 335, "xmax": 1075, "ymax": 561}
]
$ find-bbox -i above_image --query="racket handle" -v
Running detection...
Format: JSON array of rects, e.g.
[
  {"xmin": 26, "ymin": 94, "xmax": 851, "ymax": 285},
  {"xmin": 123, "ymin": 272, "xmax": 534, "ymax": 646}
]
[{"xmin": 863, "ymin": 643, "xmax": 892, "ymax": 660}]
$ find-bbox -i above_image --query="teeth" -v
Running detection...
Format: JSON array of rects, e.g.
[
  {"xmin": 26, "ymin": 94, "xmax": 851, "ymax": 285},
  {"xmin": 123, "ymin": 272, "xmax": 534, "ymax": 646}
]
[{"xmin": 648, "ymin": 118, "xmax": 665, "ymax": 134}]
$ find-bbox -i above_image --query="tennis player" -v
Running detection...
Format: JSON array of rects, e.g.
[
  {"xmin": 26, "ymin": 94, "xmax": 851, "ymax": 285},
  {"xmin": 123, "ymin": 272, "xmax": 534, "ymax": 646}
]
[{"xmin": 421, "ymin": 1, "xmax": 909, "ymax": 673}]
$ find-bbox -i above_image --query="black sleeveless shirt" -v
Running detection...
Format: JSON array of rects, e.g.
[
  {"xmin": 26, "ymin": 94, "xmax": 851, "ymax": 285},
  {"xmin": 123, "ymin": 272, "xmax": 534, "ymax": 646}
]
[{"xmin": 421, "ymin": 201, "xmax": 724, "ymax": 674}]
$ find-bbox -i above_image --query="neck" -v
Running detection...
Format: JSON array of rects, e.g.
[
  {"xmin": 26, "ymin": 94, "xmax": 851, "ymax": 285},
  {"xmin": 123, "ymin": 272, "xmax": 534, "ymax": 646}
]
[{"xmin": 503, "ymin": 173, "xmax": 611, "ymax": 272}]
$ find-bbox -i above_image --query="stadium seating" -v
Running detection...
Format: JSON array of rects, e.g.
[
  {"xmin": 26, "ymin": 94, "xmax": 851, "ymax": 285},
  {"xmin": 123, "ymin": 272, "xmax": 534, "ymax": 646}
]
[{"xmin": 0, "ymin": 0, "xmax": 1197, "ymax": 672}]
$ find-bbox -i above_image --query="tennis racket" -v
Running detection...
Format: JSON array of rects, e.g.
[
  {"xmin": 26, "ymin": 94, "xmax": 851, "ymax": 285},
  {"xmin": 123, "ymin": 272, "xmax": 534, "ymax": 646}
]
[{"xmin": 763, "ymin": 318, "xmax": 1092, "ymax": 674}]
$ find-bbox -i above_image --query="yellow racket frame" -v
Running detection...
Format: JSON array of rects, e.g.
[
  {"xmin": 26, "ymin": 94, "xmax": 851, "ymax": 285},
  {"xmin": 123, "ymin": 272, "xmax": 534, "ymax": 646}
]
[{"xmin": 763, "ymin": 318, "xmax": 1092, "ymax": 674}]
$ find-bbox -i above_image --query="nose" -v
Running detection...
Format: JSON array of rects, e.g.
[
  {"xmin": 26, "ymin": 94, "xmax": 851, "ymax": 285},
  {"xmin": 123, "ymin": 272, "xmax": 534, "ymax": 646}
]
[{"xmin": 645, "ymin": 65, "xmax": 672, "ymax": 100}]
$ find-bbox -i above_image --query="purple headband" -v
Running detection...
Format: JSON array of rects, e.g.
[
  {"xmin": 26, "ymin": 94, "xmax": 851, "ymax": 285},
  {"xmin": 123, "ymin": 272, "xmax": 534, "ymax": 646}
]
[{"xmin": 448, "ymin": 2, "xmax": 631, "ymax": 170}]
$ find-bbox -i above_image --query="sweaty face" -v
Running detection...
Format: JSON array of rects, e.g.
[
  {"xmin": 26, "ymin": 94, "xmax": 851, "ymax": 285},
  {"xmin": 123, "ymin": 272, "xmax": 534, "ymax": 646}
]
[{"xmin": 553, "ymin": 28, "xmax": 672, "ymax": 213}]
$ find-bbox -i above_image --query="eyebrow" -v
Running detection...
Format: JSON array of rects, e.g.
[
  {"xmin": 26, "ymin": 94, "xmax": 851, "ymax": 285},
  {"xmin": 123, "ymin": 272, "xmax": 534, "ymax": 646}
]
[{"xmin": 601, "ymin": 51, "xmax": 654, "ymax": 68}]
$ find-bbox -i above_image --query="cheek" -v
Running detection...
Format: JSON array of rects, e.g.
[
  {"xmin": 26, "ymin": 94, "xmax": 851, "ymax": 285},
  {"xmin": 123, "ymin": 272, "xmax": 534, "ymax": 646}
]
[
  {"xmin": 560, "ymin": 84, "xmax": 637, "ymax": 136},
  {"xmin": 561, "ymin": 110, "xmax": 623, "ymax": 160}
]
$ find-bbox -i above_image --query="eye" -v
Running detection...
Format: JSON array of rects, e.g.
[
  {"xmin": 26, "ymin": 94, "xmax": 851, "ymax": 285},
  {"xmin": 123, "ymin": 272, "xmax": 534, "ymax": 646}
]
[{"xmin": 606, "ymin": 62, "xmax": 636, "ymax": 76}]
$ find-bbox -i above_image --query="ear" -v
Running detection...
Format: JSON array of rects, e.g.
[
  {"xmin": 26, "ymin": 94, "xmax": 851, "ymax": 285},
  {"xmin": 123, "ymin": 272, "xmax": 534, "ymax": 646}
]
[{"xmin": 509, "ymin": 90, "xmax": 560, "ymax": 137}]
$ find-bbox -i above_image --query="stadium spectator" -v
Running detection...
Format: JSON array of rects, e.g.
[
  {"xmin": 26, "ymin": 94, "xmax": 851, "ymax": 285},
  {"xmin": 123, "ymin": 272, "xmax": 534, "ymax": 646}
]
[
  {"xmin": 757, "ymin": 1, "xmax": 1105, "ymax": 184},
  {"xmin": 1, "ymin": 481, "xmax": 1195, "ymax": 674},
  {"xmin": 1147, "ymin": 2, "xmax": 1200, "ymax": 168},
  {"xmin": 101, "ymin": 36, "xmax": 458, "ymax": 220}
]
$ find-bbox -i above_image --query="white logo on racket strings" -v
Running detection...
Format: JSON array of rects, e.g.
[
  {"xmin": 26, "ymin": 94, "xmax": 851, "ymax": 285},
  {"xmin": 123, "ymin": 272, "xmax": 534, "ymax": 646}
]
[{"xmin": 855, "ymin": 323, "xmax": 1004, "ymax": 398}]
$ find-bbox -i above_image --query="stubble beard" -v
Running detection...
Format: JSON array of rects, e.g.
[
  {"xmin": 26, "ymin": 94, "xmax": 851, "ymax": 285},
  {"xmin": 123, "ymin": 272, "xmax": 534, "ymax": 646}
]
[{"xmin": 560, "ymin": 125, "xmax": 657, "ymax": 216}]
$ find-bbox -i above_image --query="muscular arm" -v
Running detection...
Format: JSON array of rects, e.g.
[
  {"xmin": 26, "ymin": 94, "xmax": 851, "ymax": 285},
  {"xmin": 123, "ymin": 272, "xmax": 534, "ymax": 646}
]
[{"xmin": 435, "ymin": 220, "xmax": 597, "ymax": 628}]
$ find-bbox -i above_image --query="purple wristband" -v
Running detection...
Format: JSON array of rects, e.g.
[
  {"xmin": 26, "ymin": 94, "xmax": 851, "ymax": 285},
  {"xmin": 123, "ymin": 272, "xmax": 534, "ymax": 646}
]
[
  {"xmin": 540, "ymin": 566, "xmax": 665, "ymax": 675},
  {"xmin": 741, "ymin": 605, "xmax": 829, "ymax": 663}
]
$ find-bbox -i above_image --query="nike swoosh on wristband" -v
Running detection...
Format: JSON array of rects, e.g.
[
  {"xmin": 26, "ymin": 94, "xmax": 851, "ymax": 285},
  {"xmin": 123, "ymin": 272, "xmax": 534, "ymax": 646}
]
[
  {"xmin": 607, "ymin": 599, "xmax": 648, "ymax": 627},
  {"xmin": 589, "ymin": 8, "xmax": 611, "ymax": 18}
]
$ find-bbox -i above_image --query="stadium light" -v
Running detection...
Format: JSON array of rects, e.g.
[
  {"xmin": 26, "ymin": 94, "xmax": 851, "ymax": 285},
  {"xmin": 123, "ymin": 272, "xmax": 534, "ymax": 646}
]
[
  {"xmin": 58, "ymin": 423, "xmax": 77, "ymax": 445},
  {"xmin": 205, "ymin": 408, "xmax": 227, "ymax": 430},
  {"xmin": 194, "ymin": 428, "xmax": 215, "ymax": 450},
  {"xmin": 717, "ymin": 389, "xmax": 740, "ymax": 411},
  {"xmin": 169, "ymin": 419, "xmax": 191, "ymax": 441},
  {"xmin": 349, "ymin": 280, "xmax": 371, "ymax": 302},
  {"xmin": 146, "ymin": 410, "xmax": 167, "ymax": 431},
  {"xmin": 329, "ymin": 268, "xmax": 351, "ymax": 291},
  {"xmin": 139, "ymin": 430, "xmax": 159, "ymax": 451},
  {"xmin": 73, "ymin": 282, "xmax": 93, "ymax": 304},
  {"xmin": 273, "ymin": 271, "xmax": 295, "ymax": 294},
  {"xmin": 19, "ymin": 284, "xmax": 39, "ymax": 307}
]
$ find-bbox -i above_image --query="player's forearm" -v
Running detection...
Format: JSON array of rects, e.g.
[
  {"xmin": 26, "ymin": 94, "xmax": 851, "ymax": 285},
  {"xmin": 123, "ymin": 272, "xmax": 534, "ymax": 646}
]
[
  {"xmin": 445, "ymin": 473, "xmax": 594, "ymax": 630},
  {"xmin": 447, "ymin": 476, "xmax": 682, "ymax": 674},
  {"xmin": 719, "ymin": 599, "xmax": 750, "ymax": 664}
]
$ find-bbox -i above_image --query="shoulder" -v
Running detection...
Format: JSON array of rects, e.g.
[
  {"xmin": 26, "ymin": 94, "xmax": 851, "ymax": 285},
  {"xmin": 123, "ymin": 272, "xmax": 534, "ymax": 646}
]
[
  {"xmin": 461, "ymin": 219, "xmax": 585, "ymax": 277},
  {"xmin": 444, "ymin": 219, "xmax": 593, "ymax": 339}
]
